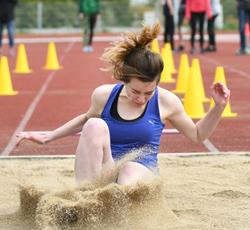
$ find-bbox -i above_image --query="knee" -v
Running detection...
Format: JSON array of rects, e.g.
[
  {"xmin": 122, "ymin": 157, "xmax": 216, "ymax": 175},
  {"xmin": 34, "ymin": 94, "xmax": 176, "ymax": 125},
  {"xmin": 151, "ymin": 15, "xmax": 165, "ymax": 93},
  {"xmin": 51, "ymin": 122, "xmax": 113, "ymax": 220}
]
[
  {"xmin": 82, "ymin": 118, "xmax": 109, "ymax": 140},
  {"xmin": 117, "ymin": 163, "xmax": 136, "ymax": 185},
  {"xmin": 119, "ymin": 163, "xmax": 135, "ymax": 178},
  {"xmin": 117, "ymin": 162, "xmax": 154, "ymax": 185}
]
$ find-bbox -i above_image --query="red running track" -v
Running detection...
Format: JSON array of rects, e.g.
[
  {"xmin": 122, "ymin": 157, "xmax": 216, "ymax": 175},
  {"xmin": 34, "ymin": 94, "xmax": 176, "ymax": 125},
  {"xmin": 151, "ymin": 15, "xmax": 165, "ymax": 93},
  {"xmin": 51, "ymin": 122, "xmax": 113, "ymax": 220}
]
[{"xmin": 0, "ymin": 36, "xmax": 250, "ymax": 156}]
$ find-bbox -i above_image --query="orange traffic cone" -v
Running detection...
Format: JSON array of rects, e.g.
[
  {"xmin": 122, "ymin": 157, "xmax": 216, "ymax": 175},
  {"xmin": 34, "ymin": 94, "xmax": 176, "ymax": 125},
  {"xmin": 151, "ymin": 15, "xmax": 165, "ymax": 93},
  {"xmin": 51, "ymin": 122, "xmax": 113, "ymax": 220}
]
[
  {"xmin": 44, "ymin": 42, "xmax": 62, "ymax": 70},
  {"xmin": 191, "ymin": 59, "xmax": 209, "ymax": 102},
  {"xmin": 173, "ymin": 53, "xmax": 189, "ymax": 94},
  {"xmin": 209, "ymin": 66, "xmax": 237, "ymax": 117},
  {"xmin": 160, "ymin": 47, "xmax": 175, "ymax": 83},
  {"xmin": 164, "ymin": 43, "xmax": 176, "ymax": 74},
  {"xmin": 151, "ymin": 38, "xmax": 160, "ymax": 54},
  {"xmin": 183, "ymin": 66, "xmax": 205, "ymax": 119},
  {"xmin": 0, "ymin": 56, "xmax": 18, "ymax": 95},
  {"xmin": 14, "ymin": 44, "xmax": 32, "ymax": 74}
]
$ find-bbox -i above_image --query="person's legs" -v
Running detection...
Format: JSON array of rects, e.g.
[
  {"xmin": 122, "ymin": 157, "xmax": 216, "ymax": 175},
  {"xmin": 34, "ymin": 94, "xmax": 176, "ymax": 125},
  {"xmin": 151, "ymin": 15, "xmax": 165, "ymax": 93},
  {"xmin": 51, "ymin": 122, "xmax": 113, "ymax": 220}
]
[
  {"xmin": 7, "ymin": 20, "xmax": 15, "ymax": 47},
  {"xmin": 7, "ymin": 20, "xmax": 15, "ymax": 56},
  {"xmin": 206, "ymin": 15, "xmax": 218, "ymax": 51},
  {"xmin": 164, "ymin": 14, "xmax": 175, "ymax": 49},
  {"xmin": 210, "ymin": 15, "xmax": 217, "ymax": 46},
  {"xmin": 177, "ymin": 7, "xmax": 185, "ymax": 51},
  {"xmin": 117, "ymin": 161, "xmax": 155, "ymax": 185},
  {"xmin": 198, "ymin": 12, "xmax": 205, "ymax": 53},
  {"xmin": 163, "ymin": 15, "xmax": 169, "ymax": 44},
  {"xmin": 237, "ymin": 7, "xmax": 246, "ymax": 54},
  {"xmin": 82, "ymin": 15, "xmax": 90, "ymax": 52},
  {"xmin": 207, "ymin": 17, "xmax": 212, "ymax": 44},
  {"xmin": 0, "ymin": 22, "xmax": 4, "ymax": 54},
  {"xmin": 88, "ymin": 13, "xmax": 98, "ymax": 48},
  {"xmin": 75, "ymin": 118, "xmax": 114, "ymax": 184},
  {"xmin": 168, "ymin": 15, "xmax": 175, "ymax": 50},
  {"xmin": 190, "ymin": 12, "xmax": 197, "ymax": 53}
]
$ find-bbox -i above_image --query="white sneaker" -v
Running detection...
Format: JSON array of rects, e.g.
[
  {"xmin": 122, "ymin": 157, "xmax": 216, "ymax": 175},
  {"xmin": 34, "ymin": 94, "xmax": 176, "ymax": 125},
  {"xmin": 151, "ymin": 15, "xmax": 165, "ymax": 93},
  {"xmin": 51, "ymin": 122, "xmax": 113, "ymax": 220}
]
[
  {"xmin": 82, "ymin": 45, "xmax": 94, "ymax": 53},
  {"xmin": 88, "ymin": 46, "xmax": 93, "ymax": 52},
  {"xmin": 82, "ymin": 46, "xmax": 89, "ymax": 52}
]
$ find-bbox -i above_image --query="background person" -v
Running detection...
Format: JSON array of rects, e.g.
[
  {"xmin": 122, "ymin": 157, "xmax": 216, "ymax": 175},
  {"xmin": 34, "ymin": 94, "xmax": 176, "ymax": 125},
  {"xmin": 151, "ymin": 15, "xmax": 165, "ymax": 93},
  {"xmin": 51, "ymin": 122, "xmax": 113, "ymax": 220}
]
[
  {"xmin": 162, "ymin": 0, "xmax": 175, "ymax": 50},
  {"xmin": 16, "ymin": 23, "xmax": 230, "ymax": 186},
  {"xmin": 205, "ymin": 0, "xmax": 221, "ymax": 52},
  {"xmin": 79, "ymin": 0, "xmax": 100, "ymax": 53},
  {"xmin": 177, "ymin": 0, "xmax": 186, "ymax": 51},
  {"xmin": 235, "ymin": 0, "xmax": 250, "ymax": 55},
  {"xmin": 0, "ymin": 0, "xmax": 18, "ymax": 56},
  {"xmin": 185, "ymin": 0, "xmax": 211, "ymax": 54}
]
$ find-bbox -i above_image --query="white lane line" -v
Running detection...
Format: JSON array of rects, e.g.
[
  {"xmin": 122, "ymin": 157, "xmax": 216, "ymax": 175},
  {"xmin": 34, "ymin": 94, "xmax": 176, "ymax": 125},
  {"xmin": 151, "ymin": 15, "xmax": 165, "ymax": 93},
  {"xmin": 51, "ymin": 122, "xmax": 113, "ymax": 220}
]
[
  {"xmin": 2, "ymin": 33, "xmax": 240, "ymax": 45},
  {"xmin": 0, "ymin": 151, "xmax": 249, "ymax": 160},
  {"xmin": 203, "ymin": 139, "xmax": 219, "ymax": 153},
  {"xmin": 1, "ymin": 42, "xmax": 75, "ymax": 156}
]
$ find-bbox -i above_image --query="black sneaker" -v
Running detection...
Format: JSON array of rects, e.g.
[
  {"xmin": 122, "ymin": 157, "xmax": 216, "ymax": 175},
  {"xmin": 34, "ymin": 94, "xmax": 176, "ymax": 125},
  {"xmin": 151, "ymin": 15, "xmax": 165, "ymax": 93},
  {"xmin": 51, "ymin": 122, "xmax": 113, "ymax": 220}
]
[
  {"xmin": 190, "ymin": 48, "xmax": 195, "ymax": 54},
  {"xmin": 177, "ymin": 45, "xmax": 185, "ymax": 52},
  {"xmin": 205, "ymin": 46, "xmax": 217, "ymax": 52},
  {"xmin": 235, "ymin": 49, "xmax": 247, "ymax": 55},
  {"xmin": 200, "ymin": 48, "xmax": 205, "ymax": 54}
]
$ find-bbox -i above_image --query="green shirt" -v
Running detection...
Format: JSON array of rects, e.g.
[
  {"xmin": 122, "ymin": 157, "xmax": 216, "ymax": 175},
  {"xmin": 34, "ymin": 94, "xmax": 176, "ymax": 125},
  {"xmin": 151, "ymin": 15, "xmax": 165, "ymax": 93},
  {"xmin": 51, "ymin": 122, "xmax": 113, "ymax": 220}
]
[{"xmin": 79, "ymin": 0, "xmax": 100, "ymax": 14}]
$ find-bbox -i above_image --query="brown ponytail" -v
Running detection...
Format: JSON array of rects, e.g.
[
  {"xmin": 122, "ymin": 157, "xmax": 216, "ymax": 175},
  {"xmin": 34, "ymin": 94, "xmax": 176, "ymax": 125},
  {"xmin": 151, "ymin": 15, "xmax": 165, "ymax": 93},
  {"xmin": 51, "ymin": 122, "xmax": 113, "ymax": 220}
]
[{"xmin": 101, "ymin": 22, "xmax": 163, "ymax": 83}]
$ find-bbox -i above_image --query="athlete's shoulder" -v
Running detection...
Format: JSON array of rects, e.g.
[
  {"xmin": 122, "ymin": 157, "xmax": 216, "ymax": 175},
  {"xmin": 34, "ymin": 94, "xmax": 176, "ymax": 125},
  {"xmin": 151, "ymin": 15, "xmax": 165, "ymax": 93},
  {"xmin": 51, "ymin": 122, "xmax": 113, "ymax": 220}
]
[
  {"xmin": 91, "ymin": 84, "xmax": 118, "ymax": 105},
  {"xmin": 157, "ymin": 86, "xmax": 183, "ymax": 113},
  {"xmin": 158, "ymin": 86, "xmax": 180, "ymax": 101},
  {"xmin": 87, "ymin": 84, "xmax": 116, "ymax": 116},
  {"xmin": 93, "ymin": 84, "xmax": 116, "ymax": 97}
]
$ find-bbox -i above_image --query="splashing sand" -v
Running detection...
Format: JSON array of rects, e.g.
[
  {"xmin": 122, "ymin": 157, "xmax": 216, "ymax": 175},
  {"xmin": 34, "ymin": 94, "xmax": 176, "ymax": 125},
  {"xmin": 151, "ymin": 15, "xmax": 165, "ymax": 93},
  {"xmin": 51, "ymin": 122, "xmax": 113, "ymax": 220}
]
[
  {"xmin": 0, "ymin": 153, "xmax": 249, "ymax": 229},
  {"xmin": 18, "ymin": 147, "xmax": 178, "ymax": 230}
]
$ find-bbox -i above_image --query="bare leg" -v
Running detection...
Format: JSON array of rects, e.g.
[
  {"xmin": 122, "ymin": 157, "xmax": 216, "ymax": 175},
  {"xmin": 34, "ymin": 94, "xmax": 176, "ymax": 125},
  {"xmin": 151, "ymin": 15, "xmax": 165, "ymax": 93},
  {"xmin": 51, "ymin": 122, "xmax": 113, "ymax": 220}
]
[
  {"xmin": 74, "ymin": 118, "xmax": 114, "ymax": 184},
  {"xmin": 117, "ymin": 162, "xmax": 155, "ymax": 185}
]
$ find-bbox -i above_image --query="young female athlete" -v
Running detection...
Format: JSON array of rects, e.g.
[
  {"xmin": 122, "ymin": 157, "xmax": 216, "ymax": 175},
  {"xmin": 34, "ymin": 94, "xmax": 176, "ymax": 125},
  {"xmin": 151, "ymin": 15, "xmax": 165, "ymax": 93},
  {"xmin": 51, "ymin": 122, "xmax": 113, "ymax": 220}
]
[{"xmin": 16, "ymin": 23, "xmax": 230, "ymax": 186}]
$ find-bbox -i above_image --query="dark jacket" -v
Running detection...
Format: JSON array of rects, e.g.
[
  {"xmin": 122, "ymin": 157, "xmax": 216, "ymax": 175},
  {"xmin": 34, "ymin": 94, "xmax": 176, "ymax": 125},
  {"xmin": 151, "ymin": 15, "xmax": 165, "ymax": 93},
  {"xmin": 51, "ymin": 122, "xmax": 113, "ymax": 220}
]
[{"xmin": 0, "ymin": 0, "xmax": 18, "ymax": 23}]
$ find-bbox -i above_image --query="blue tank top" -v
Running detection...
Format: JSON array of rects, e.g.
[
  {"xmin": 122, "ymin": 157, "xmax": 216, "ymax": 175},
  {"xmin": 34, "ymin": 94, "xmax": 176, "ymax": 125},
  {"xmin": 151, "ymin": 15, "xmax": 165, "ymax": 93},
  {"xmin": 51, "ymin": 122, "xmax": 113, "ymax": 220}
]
[{"xmin": 101, "ymin": 83, "xmax": 165, "ymax": 170}]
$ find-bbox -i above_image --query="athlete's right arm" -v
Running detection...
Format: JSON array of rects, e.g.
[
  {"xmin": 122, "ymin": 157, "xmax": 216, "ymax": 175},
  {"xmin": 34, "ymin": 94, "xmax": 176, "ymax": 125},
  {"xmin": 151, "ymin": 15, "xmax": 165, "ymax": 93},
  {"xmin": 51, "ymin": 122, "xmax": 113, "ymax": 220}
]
[{"xmin": 16, "ymin": 84, "xmax": 114, "ymax": 146}]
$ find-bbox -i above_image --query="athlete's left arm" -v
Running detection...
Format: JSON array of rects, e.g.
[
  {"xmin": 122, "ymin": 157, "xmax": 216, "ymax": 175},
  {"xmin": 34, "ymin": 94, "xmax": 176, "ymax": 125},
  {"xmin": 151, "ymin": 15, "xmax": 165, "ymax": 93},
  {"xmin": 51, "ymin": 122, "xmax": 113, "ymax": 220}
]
[
  {"xmin": 160, "ymin": 82, "xmax": 230, "ymax": 142},
  {"xmin": 195, "ymin": 82, "xmax": 230, "ymax": 141}
]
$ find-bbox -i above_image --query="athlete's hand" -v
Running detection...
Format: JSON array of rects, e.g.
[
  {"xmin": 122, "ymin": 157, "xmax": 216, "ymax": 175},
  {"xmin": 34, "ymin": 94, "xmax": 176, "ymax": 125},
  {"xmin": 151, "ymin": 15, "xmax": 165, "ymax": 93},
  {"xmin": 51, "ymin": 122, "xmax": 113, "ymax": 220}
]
[
  {"xmin": 211, "ymin": 82, "xmax": 230, "ymax": 107},
  {"xmin": 15, "ymin": 132, "xmax": 51, "ymax": 147}
]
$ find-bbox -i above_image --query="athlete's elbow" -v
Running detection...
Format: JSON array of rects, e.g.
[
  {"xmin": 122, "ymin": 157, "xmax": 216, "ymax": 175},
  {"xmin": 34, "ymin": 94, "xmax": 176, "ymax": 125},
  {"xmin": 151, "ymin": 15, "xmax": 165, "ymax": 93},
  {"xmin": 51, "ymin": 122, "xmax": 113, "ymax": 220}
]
[
  {"xmin": 191, "ymin": 129, "xmax": 205, "ymax": 143},
  {"xmin": 196, "ymin": 131, "xmax": 207, "ymax": 143}
]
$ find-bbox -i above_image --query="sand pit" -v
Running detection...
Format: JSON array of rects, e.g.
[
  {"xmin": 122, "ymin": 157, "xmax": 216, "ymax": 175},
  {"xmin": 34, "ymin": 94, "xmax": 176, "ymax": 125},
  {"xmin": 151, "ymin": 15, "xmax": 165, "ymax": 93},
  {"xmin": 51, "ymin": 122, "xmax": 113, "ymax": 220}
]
[{"xmin": 0, "ymin": 153, "xmax": 249, "ymax": 229}]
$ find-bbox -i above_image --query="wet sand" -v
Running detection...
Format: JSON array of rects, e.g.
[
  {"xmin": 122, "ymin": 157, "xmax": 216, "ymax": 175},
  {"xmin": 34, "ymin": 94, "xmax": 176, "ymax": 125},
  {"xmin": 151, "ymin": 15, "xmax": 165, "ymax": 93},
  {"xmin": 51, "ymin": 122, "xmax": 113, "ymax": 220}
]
[{"xmin": 0, "ymin": 153, "xmax": 249, "ymax": 229}]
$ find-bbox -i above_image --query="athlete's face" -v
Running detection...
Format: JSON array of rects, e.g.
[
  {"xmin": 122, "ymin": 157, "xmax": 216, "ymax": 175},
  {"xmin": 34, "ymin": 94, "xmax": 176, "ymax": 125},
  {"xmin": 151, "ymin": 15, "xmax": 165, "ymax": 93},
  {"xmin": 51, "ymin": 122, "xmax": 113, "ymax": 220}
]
[{"xmin": 125, "ymin": 78, "xmax": 157, "ymax": 106}]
